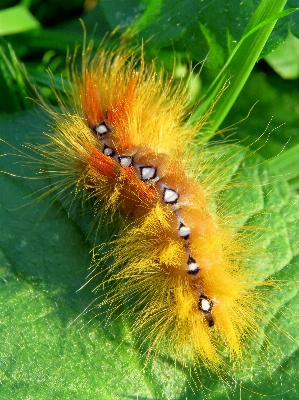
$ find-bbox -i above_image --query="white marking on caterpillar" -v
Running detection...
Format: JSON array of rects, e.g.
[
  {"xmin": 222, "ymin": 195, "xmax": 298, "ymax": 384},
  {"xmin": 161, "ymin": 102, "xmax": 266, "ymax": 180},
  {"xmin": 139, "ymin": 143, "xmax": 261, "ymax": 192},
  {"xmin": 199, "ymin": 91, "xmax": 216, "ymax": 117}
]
[
  {"xmin": 139, "ymin": 166, "xmax": 157, "ymax": 181},
  {"xmin": 187, "ymin": 255, "xmax": 199, "ymax": 275},
  {"xmin": 198, "ymin": 296, "xmax": 213, "ymax": 314},
  {"xmin": 178, "ymin": 222, "xmax": 191, "ymax": 240},
  {"xmin": 119, "ymin": 156, "xmax": 133, "ymax": 167},
  {"xmin": 96, "ymin": 122, "xmax": 110, "ymax": 135},
  {"xmin": 163, "ymin": 187, "xmax": 179, "ymax": 204},
  {"xmin": 103, "ymin": 145, "xmax": 115, "ymax": 156}
]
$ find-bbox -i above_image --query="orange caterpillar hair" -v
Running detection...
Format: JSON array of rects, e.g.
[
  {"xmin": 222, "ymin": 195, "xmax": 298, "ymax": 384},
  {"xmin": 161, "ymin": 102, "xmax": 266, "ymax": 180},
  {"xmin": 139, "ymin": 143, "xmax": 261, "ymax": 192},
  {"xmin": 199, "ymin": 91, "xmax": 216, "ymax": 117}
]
[{"xmin": 31, "ymin": 44, "xmax": 266, "ymax": 372}]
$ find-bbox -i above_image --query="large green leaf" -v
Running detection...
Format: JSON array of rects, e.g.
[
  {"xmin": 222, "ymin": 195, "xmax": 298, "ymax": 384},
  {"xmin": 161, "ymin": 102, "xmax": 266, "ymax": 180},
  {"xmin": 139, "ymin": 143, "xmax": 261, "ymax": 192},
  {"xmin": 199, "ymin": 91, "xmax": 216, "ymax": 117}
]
[{"xmin": 0, "ymin": 109, "xmax": 298, "ymax": 399}]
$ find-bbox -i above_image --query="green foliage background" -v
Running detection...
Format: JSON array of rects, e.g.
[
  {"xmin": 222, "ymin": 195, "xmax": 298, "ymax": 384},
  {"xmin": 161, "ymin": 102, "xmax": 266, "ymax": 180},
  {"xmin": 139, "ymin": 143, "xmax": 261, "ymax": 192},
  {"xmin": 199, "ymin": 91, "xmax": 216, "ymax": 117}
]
[{"xmin": 0, "ymin": 1, "xmax": 299, "ymax": 399}]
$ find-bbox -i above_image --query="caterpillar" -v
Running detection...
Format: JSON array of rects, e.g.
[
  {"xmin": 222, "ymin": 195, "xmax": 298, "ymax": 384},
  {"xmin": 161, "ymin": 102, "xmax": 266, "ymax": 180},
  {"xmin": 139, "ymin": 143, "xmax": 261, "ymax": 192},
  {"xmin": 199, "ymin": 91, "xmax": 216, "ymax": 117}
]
[
  {"xmin": 1, "ymin": 40, "xmax": 296, "ymax": 397},
  {"xmin": 25, "ymin": 43, "xmax": 267, "ymax": 371}
]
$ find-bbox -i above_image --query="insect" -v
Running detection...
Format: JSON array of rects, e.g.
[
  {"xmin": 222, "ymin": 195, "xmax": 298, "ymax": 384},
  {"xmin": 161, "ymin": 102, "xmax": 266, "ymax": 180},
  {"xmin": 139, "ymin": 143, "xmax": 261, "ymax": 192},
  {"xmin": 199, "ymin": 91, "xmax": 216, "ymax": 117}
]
[
  {"xmin": 1, "ymin": 39, "xmax": 297, "ymax": 398},
  {"xmin": 24, "ymin": 42, "xmax": 270, "ymax": 371}
]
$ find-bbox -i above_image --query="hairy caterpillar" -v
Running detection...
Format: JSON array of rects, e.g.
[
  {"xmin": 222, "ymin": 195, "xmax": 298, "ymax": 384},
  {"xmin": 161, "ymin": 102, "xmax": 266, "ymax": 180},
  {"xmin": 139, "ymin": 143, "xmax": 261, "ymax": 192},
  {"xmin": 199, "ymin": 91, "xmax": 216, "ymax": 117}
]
[
  {"xmin": 29, "ymin": 44, "xmax": 265, "ymax": 367},
  {"xmin": 1, "ymin": 41, "xmax": 298, "ymax": 398}
]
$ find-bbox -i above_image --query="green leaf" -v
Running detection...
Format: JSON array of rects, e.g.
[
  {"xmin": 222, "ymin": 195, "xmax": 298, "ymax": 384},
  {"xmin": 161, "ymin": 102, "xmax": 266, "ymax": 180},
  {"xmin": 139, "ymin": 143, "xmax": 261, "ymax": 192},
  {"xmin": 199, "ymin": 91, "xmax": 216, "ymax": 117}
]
[
  {"xmin": 265, "ymin": 34, "xmax": 299, "ymax": 79},
  {"xmin": 190, "ymin": 0, "xmax": 294, "ymax": 134},
  {"xmin": 0, "ymin": 109, "xmax": 298, "ymax": 399},
  {"xmin": 266, "ymin": 144, "xmax": 299, "ymax": 189},
  {"xmin": 0, "ymin": 5, "xmax": 40, "ymax": 36},
  {"xmin": 100, "ymin": 0, "xmax": 298, "ymax": 68},
  {"xmin": 217, "ymin": 68, "xmax": 299, "ymax": 161}
]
